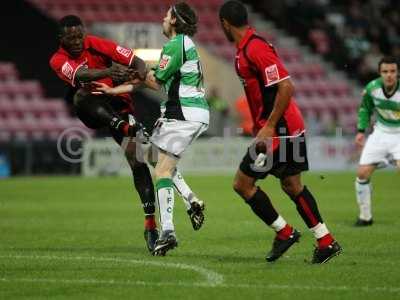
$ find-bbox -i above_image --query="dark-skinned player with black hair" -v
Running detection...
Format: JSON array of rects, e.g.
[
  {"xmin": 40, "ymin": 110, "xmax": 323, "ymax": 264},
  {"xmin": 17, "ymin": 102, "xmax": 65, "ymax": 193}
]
[{"xmin": 49, "ymin": 15, "xmax": 158, "ymax": 253}]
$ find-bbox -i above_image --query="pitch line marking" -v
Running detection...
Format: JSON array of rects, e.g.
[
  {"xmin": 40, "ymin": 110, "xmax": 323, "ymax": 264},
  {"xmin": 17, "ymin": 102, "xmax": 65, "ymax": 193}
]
[
  {"xmin": 0, "ymin": 254, "xmax": 224, "ymax": 287},
  {"xmin": 1, "ymin": 255, "xmax": 399, "ymax": 294},
  {"xmin": 0, "ymin": 277, "xmax": 399, "ymax": 294}
]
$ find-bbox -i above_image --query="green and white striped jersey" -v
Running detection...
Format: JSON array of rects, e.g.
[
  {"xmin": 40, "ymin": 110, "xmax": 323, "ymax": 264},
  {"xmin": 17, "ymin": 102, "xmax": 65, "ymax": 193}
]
[
  {"xmin": 154, "ymin": 34, "xmax": 209, "ymax": 124},
  {"xmin": 358, "ymin": 77, "xmax": 400, "ymax": 133}
]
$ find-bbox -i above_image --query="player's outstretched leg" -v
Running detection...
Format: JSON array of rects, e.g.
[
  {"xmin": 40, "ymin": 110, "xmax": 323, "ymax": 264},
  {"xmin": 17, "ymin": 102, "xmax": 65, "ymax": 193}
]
[
  {"xmin": 172, "ymin": 168, "xmax": 205, "ymax": 230},
  {"xmin": 118, "ymin": 134, "xmax": 158, "ymax": 253},
  {"xmin": 132, "ymin": 162, "xmax": 159, "ymax": 252},
  {"xmin": 74, "ymin": 90, "xmax": 136, "ymax": 136},
  {"xmin": 233, "ymin": 170, "xmax": 300, "ymax": 262},
  {"xmin": 281, "ymin": 175, "xmax": 342, "ymax": 264}
]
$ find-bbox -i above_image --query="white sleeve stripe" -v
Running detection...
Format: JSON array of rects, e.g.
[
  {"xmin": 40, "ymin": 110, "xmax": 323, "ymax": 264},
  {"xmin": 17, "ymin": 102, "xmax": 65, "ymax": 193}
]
[
  {"xmin": 71, "ymin": 63, "xmax": 86, "ymax": 87},
  {"xmin": 128, "ymin": 52, "xmax": 135, "ymax": 67},
  {"xmin": 264, "ymin": 75, "xmax": 290, "ymax": 87}
]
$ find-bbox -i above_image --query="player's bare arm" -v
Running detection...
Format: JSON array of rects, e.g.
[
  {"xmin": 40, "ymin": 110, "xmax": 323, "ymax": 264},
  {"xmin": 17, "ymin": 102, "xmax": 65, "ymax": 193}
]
[
  {"xmin": 75, "ymin": 64, "xmax": 128, "ymax": 83},
  {"xmin": 355, "ymin": 132, "xmax": 365, "ymax": 150},
  {"xmin": 144, "ymin": 70, "xmax": 162, "ymax": 91},
  {"xmin": 93, "ymin": 81, "xmax": 134, "ymax": 95},
  {"xmin": 256, "ymin": 78, "xmax": 294, "ymax": 140}
]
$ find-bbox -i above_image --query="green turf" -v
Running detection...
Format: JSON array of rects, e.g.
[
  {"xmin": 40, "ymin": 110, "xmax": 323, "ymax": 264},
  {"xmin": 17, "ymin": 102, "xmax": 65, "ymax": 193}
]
[{"xmin": 0, "ymin": 171, "xmax": 399, "ymax": 299}]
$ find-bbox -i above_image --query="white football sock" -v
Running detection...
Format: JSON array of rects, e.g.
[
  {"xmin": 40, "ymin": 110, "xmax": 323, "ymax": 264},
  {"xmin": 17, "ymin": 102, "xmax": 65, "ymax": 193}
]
[
  {"xmin": 172, "ymin": 169, "xmax": 193, "ymax": 210},
  {"xmin": 270, "ymin": 215, "xmax": 287, "ymax": 232},
  {"xmin": 156, "ymin": 178, "xmax": 175, "ymax": 232},
  {"xmin": 310, "ymin": 223, "xmax": 329, "ymax": 239},
  {"xmin": 355, "ymin": 177, "xmax": 372, "ymax": 221}
]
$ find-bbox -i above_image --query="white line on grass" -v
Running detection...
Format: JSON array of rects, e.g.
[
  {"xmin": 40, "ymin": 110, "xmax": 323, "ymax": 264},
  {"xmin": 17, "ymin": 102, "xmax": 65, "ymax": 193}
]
[
  {"xmin": 1, "ymin": 255, "xmax": 399, "ymax": 294},
  {"xmin": 230, "ymin": 283, "xmax": 400, "ymax": 294},
  {"xmin": 1, "ymin": 277, "xmax": 399, "ymax": 294},
  {"xmin": 0, "ymin": 254, "xmax": 224, "ymax": 287}
]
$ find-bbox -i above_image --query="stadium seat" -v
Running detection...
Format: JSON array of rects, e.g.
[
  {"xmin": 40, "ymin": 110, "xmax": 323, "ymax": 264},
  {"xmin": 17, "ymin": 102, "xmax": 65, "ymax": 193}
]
[{"xmin": 0, "ymin": 62, "xmax": 18, "ymax": 81}]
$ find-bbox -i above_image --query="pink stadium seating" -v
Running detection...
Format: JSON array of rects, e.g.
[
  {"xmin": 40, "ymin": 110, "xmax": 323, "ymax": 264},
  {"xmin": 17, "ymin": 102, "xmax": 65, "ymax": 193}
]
[
  {"xmin": 0, "ymin": 63, "xmax": 18, "ymax": 81},
  {"xmin": 0, "ymin": 62, "xmax": 93, "ymax": 140},
  {"xmin": 23, "ymin": 0, "xmax": 358, "ymax": 134}
]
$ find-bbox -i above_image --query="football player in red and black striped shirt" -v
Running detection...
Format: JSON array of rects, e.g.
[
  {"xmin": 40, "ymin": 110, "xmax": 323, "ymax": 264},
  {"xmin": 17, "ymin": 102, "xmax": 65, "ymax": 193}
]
[
  {"xmin": 219, "ymin": 1, "xmax": 341, "ymax": 264},
  {"xmin": 50, "ymin": 15, "xmax": 158, "ymax": 252}
]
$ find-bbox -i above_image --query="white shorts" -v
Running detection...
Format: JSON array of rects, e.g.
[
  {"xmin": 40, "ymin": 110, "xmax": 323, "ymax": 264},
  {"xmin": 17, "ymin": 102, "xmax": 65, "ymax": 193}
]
[
  {"xmin": 359, "ymin": 127, "xmax": 400, "ymax": 165},
  {"xmin": 150, "ymin": 118, "xmax": 208, "ymax": 157}
]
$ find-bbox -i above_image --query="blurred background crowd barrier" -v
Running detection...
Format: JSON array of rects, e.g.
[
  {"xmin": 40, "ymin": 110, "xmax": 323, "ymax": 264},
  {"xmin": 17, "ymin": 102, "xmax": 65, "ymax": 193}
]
[{"xmin": 2, "ymin": 0, "xmax": 396, "ymax": 176}]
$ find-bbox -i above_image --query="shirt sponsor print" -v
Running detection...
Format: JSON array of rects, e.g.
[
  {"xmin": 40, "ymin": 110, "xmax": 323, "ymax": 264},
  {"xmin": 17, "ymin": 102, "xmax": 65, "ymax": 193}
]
[
  {"xmin": 265, "ymin": 64, "xmax": 279, "ymax": 85},
  {"xmin": 159, "ymin": 54, "xmax": 171, "ymax": 70},
  {"xmin": 116, "ymin": 46, "xmax": 132, "ymax": 58},
  {"xmin": 61, "ymin": 62, "xmax": 74, "ymax": 80}
]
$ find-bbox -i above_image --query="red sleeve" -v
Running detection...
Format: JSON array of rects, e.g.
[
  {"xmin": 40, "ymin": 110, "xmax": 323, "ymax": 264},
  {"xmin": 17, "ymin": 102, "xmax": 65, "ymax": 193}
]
[
  {"xmin": 86, "ymin": 35, "xmax": 135, "ymax": 66},
  {"xmin": 49, "ymin": 53, "xmax": 84, "ymax": 87},
  {"xmin": 246, "ymin": 39, "xmax": 290, "ymax": 87}
]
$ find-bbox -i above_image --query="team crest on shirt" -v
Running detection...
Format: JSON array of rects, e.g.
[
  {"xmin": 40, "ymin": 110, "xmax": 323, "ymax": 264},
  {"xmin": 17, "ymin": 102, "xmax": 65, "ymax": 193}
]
[
  {"xmin": 265, "ymin": 64, "xmax": 279, "ymax": 85},
  {"xmin": 159, "ymin": 54, "xmax": 171, "ymax": 70},
  {"xmin": 116, "ymin": 46, "xmax": 132, "ymax": 58},
  {"xmin": 61, "ymin": 62, "xmax": 74, "ymax": 80}
]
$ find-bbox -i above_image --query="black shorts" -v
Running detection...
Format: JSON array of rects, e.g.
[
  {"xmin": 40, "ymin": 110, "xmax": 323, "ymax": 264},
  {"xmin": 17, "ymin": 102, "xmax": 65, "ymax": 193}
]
[
  {"xmin": 239, "ymin": 133, "xmax": 309, "ymax": 180},
  {"xmin": 74, "ymin": 94, "xmax": 134, "ymax": 145}
]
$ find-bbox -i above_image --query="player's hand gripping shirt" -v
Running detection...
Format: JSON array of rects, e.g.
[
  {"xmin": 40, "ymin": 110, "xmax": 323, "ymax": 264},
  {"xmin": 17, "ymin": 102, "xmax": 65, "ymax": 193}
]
[
  {"xmin": 50, "ymin": 35, "xmax": 134, "ymax": 101},
  {"xmin": 358, "ymin": 77, "xmax": 400, "ymax": 133},
  {"xmin": 235, "ymin": 27, "xmax": 304, "ymax": 137},
  {"xmin": 154, "ymin": 34, "xmax": 209, "ymax": 124}
]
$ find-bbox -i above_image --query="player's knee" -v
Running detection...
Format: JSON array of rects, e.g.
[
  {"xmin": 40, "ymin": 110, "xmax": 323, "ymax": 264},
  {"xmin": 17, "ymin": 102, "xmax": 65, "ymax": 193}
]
[
  {"xmin": 357, "ymin": 167, "xmax": 371, "ymax": 180},
  {"xmin": 233, "ymin": 179, "xmax": 254, "ymax": 199},
  {"xmin": 73, "ymin": 88, "xmax": 90, "ymax": 106},
  {"xmin": 281, "ymin": 180, "xmax": 303, "ymax": 198},
  {"xmin": 154, "ymin": 165, "xmax": 173, "ymax": 179}
]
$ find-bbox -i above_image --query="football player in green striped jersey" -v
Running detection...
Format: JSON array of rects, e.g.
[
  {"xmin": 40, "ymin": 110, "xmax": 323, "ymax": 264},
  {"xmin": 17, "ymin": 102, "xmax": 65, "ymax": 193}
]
[
  {"xmin": 95, "ymin": 2, "xmax": 209, "ymax": 255},
  {"xmin": 354, "ymin": 56, "xmax": 400, "ymax": 226}
]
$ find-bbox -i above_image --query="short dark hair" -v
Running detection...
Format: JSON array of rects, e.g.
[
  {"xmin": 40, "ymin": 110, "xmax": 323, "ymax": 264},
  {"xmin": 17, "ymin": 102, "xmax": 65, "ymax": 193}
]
[
  {"xmin": 58, "ymin": 15, "xmax": 83, "ymax": 34},
  {"xmin": 171, "ymin": 2, "xmax": 197, "ymax": 36},
  {"xmin": 219, "ymin": 0, "xmax": 248, "ymax": 27},
  {"xmin": 378, "ymin": 56, "xmax": 399, "ymax": 70}
]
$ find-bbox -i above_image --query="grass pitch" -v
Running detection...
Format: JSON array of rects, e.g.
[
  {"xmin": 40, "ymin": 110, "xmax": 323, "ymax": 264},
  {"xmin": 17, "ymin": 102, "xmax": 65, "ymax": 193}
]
[{"xmin": 0, "ymin": 171, "xmax": 399, "ymax": 299}]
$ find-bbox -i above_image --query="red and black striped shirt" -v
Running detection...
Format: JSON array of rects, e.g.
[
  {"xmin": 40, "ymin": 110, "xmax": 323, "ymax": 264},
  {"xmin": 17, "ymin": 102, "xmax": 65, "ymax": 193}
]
[{"xmin": 235, "ymin": 27, "xmax": 305, "ymax": 138}]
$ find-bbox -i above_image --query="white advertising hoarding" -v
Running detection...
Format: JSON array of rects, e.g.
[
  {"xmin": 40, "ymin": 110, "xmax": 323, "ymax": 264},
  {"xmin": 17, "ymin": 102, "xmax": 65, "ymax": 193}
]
[{"xmin": 81, "ymin": 136, "xmax": 359, "ymax": 176}]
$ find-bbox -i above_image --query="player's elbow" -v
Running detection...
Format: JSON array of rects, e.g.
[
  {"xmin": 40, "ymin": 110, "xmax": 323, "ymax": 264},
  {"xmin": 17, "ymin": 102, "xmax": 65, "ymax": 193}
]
[{"xmin": 278, "ymin": 78, "xmax": 294, "ymax": 98}]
